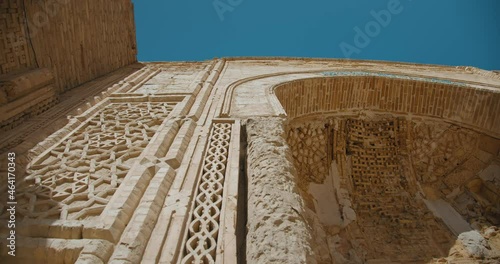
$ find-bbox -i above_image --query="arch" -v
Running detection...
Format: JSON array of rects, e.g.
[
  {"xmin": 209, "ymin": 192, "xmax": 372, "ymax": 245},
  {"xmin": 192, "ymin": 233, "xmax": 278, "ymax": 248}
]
[
  {"xmin": 268, "ymin": 73, "xmax": 500, "ymax": 137},
  {"xmin": 233, "ymin": 69, "xmax": 500, "ymax": 263}
]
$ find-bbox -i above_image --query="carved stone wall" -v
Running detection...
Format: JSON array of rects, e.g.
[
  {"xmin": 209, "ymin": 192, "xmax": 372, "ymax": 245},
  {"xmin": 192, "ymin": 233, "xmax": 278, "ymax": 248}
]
[
  {"xmin": 181, "ymin": 122, "xmax": 232, "ymax": 263},
  {"xmin": 0, "ymin": 0, "xmax": 35, "ymax": 75},
  {"xmin": 1, "ymin": 0, "xmax": 137, "ymax": 90},
  {"xmin": 3, "ymin": 102, "xmax": 177, "ymax": 221},
  {"xmin": 24, "ymin": 0, "xmax": 136, "ymax": 92},
  {"xmin": 409, "ymin": 121, "xmax": 500, "ymax": 228},
  {"xmin": 0, "ymin": 68, "xmax": 57, "ymax": 131},
  {"xmin": 284, "ymin": 113, "xmax": 500, "ymax": 263},
  {"xmin": 0, "ymin": 0, "xmax": 137, "ymax": 132},
  {"xmin": 1, "ymin": 58, "xmax": 499, "ymax": 263},
  {"xmin": 339, "ymin": 117, "xmax": 453, "ymax": 262},
  {"xmin": 286, "ymin": 121, "xmax": 329, "ymax": 185},
  {"xmin": 285, "ymin": 117, "xmax": 444, "ymax": 262}
]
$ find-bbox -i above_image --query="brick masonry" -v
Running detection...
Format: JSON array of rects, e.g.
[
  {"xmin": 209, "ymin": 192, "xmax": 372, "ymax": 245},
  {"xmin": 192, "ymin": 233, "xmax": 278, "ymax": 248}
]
[
  {"xmin": 0, "ymin": 0, "xmax": 137, "ymax": 131},
  {"xmin": 275, "ymin": 76, "xmax": 500, "ymax": 137},
  {"xmin": 0, "ymin": 0, "xmax": 35, "ymax": 74}
]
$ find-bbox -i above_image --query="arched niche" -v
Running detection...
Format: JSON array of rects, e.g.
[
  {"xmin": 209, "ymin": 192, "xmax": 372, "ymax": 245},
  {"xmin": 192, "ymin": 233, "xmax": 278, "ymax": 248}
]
[{"xmin": 246, "ymin": 73, "xmax": 500, "ymax": 263}]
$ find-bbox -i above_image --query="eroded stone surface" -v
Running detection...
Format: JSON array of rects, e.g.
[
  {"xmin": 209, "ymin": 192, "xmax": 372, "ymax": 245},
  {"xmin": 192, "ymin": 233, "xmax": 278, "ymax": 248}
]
[
  {"xmin": 281, "ymin": 110, "xmax": 500, "ymax": 263},
  {"xmin": 246, "ymin": 118, "xmax": 316, "ymax": 264}
]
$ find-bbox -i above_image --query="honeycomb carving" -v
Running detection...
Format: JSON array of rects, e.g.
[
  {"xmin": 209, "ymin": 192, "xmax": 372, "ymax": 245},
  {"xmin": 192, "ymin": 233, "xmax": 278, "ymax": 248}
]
[
  {"xmin": 286, "ymin": 117, "xmax": 456, "ymax": 262},
  {"xmin": 0, "ymin": 0, "xmax": 34, "ymax": 74},
  {"xmin": 343, "ymin": 118, "xmax": 453, "ymax": 261}
]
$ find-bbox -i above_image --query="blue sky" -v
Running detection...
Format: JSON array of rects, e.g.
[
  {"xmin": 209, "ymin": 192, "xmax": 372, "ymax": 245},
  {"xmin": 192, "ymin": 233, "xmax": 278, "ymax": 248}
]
[{"xmin": 132, "ymin": 0, "xmax": 500, "ymax": 70}]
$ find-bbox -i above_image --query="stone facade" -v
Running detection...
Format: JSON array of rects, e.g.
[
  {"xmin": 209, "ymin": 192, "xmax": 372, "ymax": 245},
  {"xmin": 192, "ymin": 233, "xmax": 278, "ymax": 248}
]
[
  {"xmin": 3, "ymin": 3, "xmax": 499, "ymax": 263},
  {"xmin": 1, "ymin": 0, "xmax": 137, "ymax": 131},
  {"xmin": 1, "ymin": 57, "xmax": 499, "ymax": 263}
]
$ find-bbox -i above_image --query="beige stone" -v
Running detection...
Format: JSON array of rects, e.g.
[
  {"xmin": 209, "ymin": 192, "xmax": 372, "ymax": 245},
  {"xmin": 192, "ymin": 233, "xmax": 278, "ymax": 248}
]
[{"xmin": 1, "ymin": 4, "xmax": 500, "ymax": 262}]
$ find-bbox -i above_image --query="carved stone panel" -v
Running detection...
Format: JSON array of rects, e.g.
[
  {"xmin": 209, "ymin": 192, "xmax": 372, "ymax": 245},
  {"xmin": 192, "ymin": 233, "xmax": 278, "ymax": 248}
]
[{"xmin": 1, "ymin": 102, "xmax": 177, "ymax": 221}]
